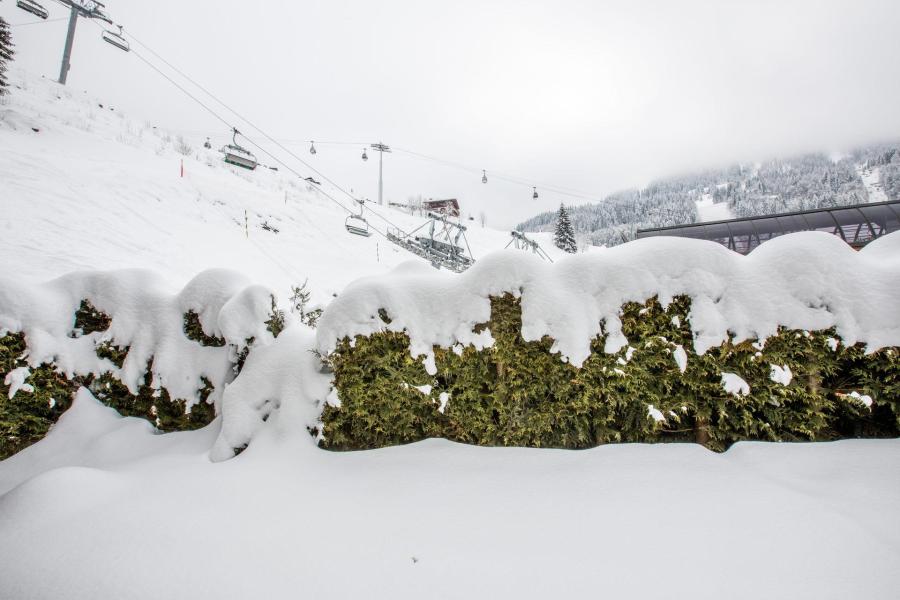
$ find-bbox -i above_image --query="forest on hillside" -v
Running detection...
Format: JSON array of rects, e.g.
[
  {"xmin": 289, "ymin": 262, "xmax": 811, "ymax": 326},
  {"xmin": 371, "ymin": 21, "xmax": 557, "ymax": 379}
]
[{"xmin": 517, "ymin": 143, "xmax": 900, "ymax": 247}]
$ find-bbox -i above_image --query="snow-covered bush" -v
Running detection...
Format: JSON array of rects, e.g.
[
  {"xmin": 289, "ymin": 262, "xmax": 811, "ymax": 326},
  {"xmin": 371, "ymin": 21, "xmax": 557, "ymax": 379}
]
[
  {"xmin": 317, "ymin": 233, "xmax": 900, "ymax": 451},
  {"xmin": 0, "ymin": 269, "xmax": 286, "ymax": 459}
]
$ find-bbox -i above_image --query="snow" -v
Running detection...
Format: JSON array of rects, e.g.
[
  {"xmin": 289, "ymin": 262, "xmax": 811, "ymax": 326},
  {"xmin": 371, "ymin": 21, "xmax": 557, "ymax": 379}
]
[
  {"xmin": 1, "ymin": 385, "xmax": 898, "ymax": 600},
  {"xmin": 673, "ymin": 344, "xmax": 688, "ymax": 373},
  {"xmin": 857, "ymin": 164, "xmax": 889, "ymax": 204},
  {"xmin": 769, "ymin": 364, "xmax": 793, "ymax": 386},
  {"xmin": 4, "ymin": 366, "xmax": 34, "ymax": 399},
  {"xmin": 721, "ymin": 372, "xmax": 751, "ymax": 397},
  {"xmin": 695, "ymin": 192, "xmax": 735, "ymax": 222},
  {"xmin": 437, "ymin": 391, "xmax": 450, "ymax": 414},
  {"xmin": 0, "ymin": 268, "xmax": 275, "ymax": 411},
  {"xmin": 847, "ymin": 391, "xmax": 874, "ymax": 408},
  {"xmin": 318, "ymin": 232, "xmax": 900, "ymax": 368}
]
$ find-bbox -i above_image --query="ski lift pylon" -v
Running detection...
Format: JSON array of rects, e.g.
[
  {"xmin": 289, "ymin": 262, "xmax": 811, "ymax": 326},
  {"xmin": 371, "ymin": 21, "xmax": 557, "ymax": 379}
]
[
  {"xmin": 16, "ymin": 0, "xmax": 49, "ymax": 20},
  {"xmin": 505, "ymin": 230, "xmax": 553, "ymax": 262},
  {"xmin": 102, "ymin": 25, "xmax": 130, "ymax": 52},
  {"xmin": 345, "ymin": 198, "xmax": 372, "ymax": 237},
  {"xmin": 220, "ymin": 127, "xmax": 258, "ymax": 170}
]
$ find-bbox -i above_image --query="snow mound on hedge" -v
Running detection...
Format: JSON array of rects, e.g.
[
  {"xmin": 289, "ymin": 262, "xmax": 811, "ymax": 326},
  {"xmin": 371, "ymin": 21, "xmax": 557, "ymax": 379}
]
[
  {"xmin": 0, "ymin": 268, "xmax": 279, "ymax": 410},
  {"xmin": 318, "ymin": 231, "xmax": 900, "ymax": 367}
]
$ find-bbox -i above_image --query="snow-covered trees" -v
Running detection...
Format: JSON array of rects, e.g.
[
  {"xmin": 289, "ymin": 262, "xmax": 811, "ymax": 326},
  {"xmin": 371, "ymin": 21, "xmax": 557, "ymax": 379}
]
[
  {"xmin": 0, "ymin": 17, "xmax": 13, "ymax": 97},
  {"xmin": 554, "ymin": 204, "xmax": 577, "ymax": 253},
  {"xmin": 517, "ymin": 145, "xmax": 900, "ymax": 247}
]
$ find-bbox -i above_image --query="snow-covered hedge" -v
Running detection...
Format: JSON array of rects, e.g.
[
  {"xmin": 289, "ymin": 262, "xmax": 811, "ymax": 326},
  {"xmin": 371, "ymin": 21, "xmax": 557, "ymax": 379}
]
[
  {"xmin": 316, "ymin": 233, "xmax": 900, "ymax": 450},
  {"xmin": 0, "ymin": 269, "xmax": 284, "ymax": 458}
]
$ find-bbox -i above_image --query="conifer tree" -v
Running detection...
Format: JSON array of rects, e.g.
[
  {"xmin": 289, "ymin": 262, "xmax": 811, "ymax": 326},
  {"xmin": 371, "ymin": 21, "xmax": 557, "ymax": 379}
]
[
  {"xmin": 554, "ymin": 203, "xmax": 577, "ymax": 253},
  {"xmin": 0, "ymin": 17, "xmax": 12, "ymax": 96}
]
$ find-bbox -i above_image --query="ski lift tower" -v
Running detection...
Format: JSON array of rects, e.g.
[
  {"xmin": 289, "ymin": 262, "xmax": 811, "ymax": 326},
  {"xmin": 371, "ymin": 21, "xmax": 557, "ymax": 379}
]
[
  {"xmin": 55, "ymin": 1, "xmax": 114, "ymax": 85},
  {"xmin": 370, "ymin": 142, "xmax": 391, "ymax": 205}
]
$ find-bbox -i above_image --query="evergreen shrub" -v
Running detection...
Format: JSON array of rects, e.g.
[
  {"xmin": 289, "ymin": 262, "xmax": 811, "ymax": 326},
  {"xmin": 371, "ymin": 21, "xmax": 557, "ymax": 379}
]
[{"xmin": 320, "ymin": 294, "xmax": 898, "ymax": 451}]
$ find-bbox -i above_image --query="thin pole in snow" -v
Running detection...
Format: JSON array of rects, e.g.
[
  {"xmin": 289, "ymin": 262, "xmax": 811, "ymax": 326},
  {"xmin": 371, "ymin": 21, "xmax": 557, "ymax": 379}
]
[
  {"xmin": 180, "ymin": 159, "xmax": 184, "ymax": 178},
  {"xmin": 244, "ymin": 209, "xmax": 248, "ymax": 238}
]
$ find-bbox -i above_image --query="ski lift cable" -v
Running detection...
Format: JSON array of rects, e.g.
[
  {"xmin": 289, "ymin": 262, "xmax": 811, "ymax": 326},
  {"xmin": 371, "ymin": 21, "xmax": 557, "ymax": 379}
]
[
  {"xmin": 392, "ymin": 147, "xmax": 601, "ymax": 202},
  {"xmin": 117, "ymin": 25, "xmax": 595, "ymax": 209},
  {"xmin": 107, "ymin": 25, "xmax": 410, "ymax": 239},
  {"xmin": 111, "ymin": 36, "xmax": 360, "ymax": 223},
  {"xmin": 115, "ymin": 28, "xmax": 364, "ymax": 206},
  {"xmin": 9, "ymin": 17, "xmax": 69, "ymax": 27}
]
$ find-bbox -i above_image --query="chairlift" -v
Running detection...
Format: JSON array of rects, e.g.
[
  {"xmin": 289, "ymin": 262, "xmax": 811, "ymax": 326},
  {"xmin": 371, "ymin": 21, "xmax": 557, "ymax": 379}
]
[
  {"xmin": 16, "ymin": 0, "xmax": 49, "ymax": 19},
  {"xmin": 204, "ymin": 137, "xmax": 212, "ymax": 149},
  {"xmin": 482, "ymin": 170, "xmax": 488, "ymax": 184},
  {"xmin": 361, "ymin": 148, "xmax": 368, "ymax": 161},
  {"xmin": 220, "ymin": 128, "xmax": 258, "ymax": 170},
  {"xmin": 102, "ymin": 25, "xmax": 130, "ymax": 52},
  {"xmin": 309, "ymin": 141, "xmax": 317, "ymax": 155},
  {"xmin": 345, "ymin": 199, "xmax": 372, "ymax": 237},
  {"xmin": 532, "ymin": 186, "xmax": 539, "ymax": 200}
]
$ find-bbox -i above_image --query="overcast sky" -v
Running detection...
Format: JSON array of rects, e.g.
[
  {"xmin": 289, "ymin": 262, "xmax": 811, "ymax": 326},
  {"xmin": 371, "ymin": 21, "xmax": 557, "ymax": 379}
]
[{"xmin": 4, "ymin": 0, "xmax": 900, "ymax": 227}]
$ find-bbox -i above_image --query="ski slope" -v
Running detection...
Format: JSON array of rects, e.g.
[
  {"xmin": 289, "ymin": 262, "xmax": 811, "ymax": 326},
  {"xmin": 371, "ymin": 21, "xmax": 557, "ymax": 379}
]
[
  {"xmin": 0, "ymin": 69, "xmax": 564, "ymax": 307},
  {"xmin": 858, "ymin": 164, "xmax": 889, "ymax": 204},
  {"xmin": 695, "ymin": 192, "xmax": 735, "ymax": 222}
]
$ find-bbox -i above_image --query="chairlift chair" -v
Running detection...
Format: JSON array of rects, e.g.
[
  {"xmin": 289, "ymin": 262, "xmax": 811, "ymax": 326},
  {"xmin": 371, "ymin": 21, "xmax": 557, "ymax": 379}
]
[
  {"xmin": 482, "ymin": 170, "xmax": 488, "ymax": 184},
  {"xmin": 345, "ymin": 199, "xmax": 372, "ymax": 237},
  {"xmin": 16, "ymin": 0, "xmax": 49, "ymax": 19},
  {"xmin": 204, "ymin": 137, "xmax": 212, "ymax": 149},
  {"xmin": 220, "ymin": 128, "xmax": 258, "ymax": 170},
  {"xmin": 361, "ymin": 148, "xmax": 368, "ymax": 161},
  {"xmin": 102, "ymin": 25, "xmax": 130, "ymax": 52},
  {"xmin": 309, "ymin": 141, "xmax": 317, "ymax": 155},
  {"xmin": 532, "ymin": 186, "xmax": 539, "ymax": 200}
]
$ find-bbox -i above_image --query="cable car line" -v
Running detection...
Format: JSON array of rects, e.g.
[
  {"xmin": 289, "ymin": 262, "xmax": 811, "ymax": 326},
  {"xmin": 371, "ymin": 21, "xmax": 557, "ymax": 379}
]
[
  {"xmin": 9, "ymin": 17, "xmax": 68, "ymax": 27},
  {"xmin": 85, "ymin": 20, "xmax": 474, "ymax": 269}
]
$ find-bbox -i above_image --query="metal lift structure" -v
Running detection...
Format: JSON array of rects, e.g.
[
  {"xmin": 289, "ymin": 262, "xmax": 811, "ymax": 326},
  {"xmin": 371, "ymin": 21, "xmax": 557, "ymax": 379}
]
[
  {"xmin": 505, "ymin": 230, "xmax": 553, "ymax": 262},
  {"xmin": 385, "ymin": 212, "xmax": 475, "ymax": 272}
]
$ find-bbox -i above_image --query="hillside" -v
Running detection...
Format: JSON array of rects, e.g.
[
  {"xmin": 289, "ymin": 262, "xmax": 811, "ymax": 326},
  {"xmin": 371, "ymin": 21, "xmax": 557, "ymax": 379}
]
[
  {"xmin": 518, "ymin": 146, "xmax": 900, "ymax": 247},
  {"xmin": 0, "ymin": 69, "xmax": 563, "ymax": 304}
]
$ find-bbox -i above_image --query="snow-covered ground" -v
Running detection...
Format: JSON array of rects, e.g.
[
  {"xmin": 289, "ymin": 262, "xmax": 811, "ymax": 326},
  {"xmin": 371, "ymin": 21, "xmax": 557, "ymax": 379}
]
[
  {"xmin": 2, "ymin": 69, "xmax": 899, "ymax": 599},
  {"xmin": 1, "ymin": 387, "xmax": 898, "ymax": 600},
  {"xmin": 858, "ymin": 164, "xmax": 889, "ymax": 204},
  {"xmin": 695, "ymin": 192, "xmax": 735, "ymax": 222}
]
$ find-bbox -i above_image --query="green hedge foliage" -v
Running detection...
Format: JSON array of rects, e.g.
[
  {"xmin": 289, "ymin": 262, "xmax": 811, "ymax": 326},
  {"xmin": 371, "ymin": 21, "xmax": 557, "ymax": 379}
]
[
  {"xmin": 0, "ymin": 301, "xmax": 226, "ymax": 459},
  {"xmin": 320, "ymin": 294, "xmax": 899, "ymax": 451}
]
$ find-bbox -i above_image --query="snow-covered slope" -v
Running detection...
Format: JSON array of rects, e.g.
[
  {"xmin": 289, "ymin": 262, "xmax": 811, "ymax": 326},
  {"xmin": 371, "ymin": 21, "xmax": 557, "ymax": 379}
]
[
  {"xmin": 0, "ymin": 69, "xmax": 563, "ymax": 306},
  {"xmin": 695, "ymin": 192, "xmax": 735, "ymax": 222},
  {"xmin": 858, "ymin": 164, "xmax": 889, "ymax": 204}
]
